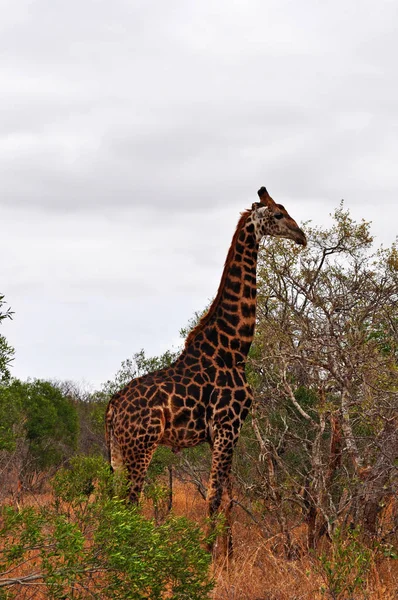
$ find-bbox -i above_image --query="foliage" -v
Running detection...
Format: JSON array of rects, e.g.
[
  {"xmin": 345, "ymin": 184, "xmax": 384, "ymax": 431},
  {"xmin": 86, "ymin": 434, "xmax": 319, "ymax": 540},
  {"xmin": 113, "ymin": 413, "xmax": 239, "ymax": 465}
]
[
  {"xmin": 316, "ymin": 526, "xmax": 372, "ymax": 599},
  {"xmin": 0, "ymin": 380, "xmax": 78, "ymax": 488},
  {"xmin": 0, "ymin": 388, "xmax": 22, "ymax": 453},
  {"xmin": 52, "ymin": 380, "xmax": 108, "ymax": 457},
  {"xmin": 0, "ymin": 456, "xmax": 214, "ymax": 599},
  {"xmin": 22, "ymin": 380, "xmax": 78, "ymax": 469}
]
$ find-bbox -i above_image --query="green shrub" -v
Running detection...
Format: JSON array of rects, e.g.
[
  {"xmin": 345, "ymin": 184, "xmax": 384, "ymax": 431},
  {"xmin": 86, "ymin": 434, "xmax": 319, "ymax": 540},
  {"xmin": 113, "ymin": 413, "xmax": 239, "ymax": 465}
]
[
  {"xmin": 316, "ymin": 526, "xmax": 372, "ymax": 600},
  {"xmin": 0, "ymin": 456, "xmax": 214, "ymax": 599},
  {"xmin": 0, "ymin": 379, "xmax": 78, "ymax": 472}
]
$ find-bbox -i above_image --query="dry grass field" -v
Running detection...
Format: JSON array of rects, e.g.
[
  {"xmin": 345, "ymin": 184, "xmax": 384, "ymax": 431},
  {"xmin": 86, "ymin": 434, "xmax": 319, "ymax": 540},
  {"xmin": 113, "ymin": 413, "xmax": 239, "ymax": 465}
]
[
  {"xmin": 2, "ymin": 477, "xmax": 396, "ymax": 600},
  {"xmin": 169, "ymin": 482, "xmax": 398, "ymax": 600}
]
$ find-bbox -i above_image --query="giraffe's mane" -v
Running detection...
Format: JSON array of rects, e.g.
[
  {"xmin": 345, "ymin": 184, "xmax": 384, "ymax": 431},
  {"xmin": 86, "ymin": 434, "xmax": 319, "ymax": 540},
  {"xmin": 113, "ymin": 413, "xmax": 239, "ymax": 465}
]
[{"xmin": 184, "ymin": 209, "xmax": 251, "ymax": 349}]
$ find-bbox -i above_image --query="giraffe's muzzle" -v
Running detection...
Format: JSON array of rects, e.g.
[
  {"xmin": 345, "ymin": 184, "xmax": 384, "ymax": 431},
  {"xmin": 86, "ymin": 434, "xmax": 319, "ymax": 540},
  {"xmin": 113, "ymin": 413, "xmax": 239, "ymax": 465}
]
[{"xmin": 294, "ymin": 227, "xmax": 307, "ymax": 247}]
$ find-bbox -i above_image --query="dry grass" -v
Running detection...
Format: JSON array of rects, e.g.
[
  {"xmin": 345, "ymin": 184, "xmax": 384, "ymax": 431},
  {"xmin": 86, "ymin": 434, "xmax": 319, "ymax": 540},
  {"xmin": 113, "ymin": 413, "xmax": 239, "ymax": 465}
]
[
  {"xmin": 165, "ymin": 481, "xmax": 398, "ymax": 600},
  {"xmin": 1, "ymin": 479, "xmax": 397, "ymax": 599}
]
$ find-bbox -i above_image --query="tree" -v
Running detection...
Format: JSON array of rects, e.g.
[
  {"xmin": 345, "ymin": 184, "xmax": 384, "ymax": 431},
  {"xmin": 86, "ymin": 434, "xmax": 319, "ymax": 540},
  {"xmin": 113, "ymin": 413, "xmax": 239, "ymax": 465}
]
[
  {"xmin": 0, "ymin": 380, "xmax": 79, "ymax": 491},
  {"xmin": 242, "ymin": 203, "xmax": 398, "ymax": 547},
  {"xmin": 52, "ymin": 380, "xmax": 108, "ymax": 457}
]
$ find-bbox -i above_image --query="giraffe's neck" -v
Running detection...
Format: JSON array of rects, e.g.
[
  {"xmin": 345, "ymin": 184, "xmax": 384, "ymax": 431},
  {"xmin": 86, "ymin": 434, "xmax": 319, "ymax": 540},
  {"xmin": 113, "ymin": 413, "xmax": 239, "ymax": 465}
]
[{"xmin": 184, "ymin": 213, "xmax": 259, "ymax": 365}]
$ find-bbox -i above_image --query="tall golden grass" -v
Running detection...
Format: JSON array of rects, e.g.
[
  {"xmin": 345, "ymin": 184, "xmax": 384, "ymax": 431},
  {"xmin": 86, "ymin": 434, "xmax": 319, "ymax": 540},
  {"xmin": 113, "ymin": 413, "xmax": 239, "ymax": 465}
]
[{"xmin": 163, "ymin": 481, "xmax": 398, "ymax": 600}]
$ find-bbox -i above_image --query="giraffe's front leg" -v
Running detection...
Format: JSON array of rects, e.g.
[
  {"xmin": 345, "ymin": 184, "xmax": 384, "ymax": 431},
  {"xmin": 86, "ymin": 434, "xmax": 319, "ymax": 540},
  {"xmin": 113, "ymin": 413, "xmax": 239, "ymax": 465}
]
[{"xmin": 207, "ymin": 434, "xmax": 235, "ymax": 558}]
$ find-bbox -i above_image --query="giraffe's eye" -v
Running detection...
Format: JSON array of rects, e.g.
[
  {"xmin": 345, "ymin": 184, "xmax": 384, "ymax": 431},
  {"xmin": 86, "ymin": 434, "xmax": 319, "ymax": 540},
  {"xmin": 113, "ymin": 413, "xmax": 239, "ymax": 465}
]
[{"xmin": 274, "ymin": 213, "xmax": 284, "ymax": 220}]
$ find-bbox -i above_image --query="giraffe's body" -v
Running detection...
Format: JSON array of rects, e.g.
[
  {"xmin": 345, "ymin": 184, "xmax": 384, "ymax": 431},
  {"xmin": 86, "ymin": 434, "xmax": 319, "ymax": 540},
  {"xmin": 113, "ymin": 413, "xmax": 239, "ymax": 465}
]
[{"xmin": 105, "ymin": 187, "xmax": 306, "ymax": 551}]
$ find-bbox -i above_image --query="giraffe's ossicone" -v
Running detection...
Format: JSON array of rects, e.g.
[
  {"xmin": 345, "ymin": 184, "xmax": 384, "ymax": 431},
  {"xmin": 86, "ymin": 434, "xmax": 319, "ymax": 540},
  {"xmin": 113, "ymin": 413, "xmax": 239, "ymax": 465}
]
[{"xmin": 105, "ymin": 186, "xmax": 306, "ymax": 554}]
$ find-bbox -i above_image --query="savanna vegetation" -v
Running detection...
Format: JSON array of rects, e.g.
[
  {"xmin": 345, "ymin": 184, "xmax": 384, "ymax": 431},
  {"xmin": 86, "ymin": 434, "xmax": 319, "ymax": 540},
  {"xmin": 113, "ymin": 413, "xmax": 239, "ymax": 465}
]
[{"xmin": 0, "ymin": 205, "xmax": 397, "ymax": 599}]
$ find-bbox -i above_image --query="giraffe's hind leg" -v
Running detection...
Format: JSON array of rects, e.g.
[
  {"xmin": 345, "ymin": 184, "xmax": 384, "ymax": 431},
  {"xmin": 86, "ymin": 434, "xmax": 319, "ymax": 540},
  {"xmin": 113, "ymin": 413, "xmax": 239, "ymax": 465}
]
[
  {"xmin": 109, "ymin": 405, "xmax": 164, "ymax": 503},
  {"xmin": 123, "ymin": 445, "xmax": 158, "ymax": 503}
]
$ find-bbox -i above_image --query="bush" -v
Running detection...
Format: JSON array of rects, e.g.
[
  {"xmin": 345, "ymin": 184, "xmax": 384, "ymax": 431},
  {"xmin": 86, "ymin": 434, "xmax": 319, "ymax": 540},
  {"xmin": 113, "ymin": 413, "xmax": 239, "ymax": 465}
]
[
  {"xmin": 0, "ymin": 456, "xmax": 214, "ymax": 599},
  {"xmin": 316, "ymin": 526, "xmax": 372, "ymax": 599},
  {"xmin": 0, "ymin": 379, "xmax": 78, "ymax": 485}
]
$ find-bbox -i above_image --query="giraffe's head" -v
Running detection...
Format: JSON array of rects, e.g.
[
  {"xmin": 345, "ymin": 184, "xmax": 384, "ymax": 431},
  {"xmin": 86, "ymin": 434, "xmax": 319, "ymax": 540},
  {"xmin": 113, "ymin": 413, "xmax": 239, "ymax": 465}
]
[{"xmin": 250, "ymin": 186, "xmax": 307, "ymax": 246}]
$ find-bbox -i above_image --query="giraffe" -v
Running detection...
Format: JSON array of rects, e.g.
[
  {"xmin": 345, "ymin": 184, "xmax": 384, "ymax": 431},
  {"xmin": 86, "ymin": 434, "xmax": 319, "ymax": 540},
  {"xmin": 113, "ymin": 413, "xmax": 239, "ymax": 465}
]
[{"xmin": 105, "ymin": 186, "xmax": 306, "ymax": 553}]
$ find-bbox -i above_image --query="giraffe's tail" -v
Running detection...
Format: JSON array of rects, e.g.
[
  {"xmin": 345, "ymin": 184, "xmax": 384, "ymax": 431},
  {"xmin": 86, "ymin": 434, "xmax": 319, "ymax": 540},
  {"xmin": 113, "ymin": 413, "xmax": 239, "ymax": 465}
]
[
  {"xmin": 104, "ymin": 400, "xmax": 124, "ymax": 473},
  {"xmin": 104, "ymin": 400, "xmax": 114, "ymax": 469}
]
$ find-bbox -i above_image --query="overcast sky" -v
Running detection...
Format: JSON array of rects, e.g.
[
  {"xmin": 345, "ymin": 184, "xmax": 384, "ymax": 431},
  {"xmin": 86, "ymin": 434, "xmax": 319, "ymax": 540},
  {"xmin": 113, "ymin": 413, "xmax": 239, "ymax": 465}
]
[{"xmin": 1, "ymin": 0, "xmax": 397, "ymax": 390}]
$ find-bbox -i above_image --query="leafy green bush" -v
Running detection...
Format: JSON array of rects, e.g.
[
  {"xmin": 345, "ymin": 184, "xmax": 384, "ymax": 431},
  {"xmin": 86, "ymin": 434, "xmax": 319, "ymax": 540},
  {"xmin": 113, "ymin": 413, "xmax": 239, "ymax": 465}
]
[
  {"xmin": 0, "ymin": 456, "xmax": 214, "ymax": 599},
  {"xmin": 0, "ymin": 390, "xmax": 21, "ymax": 452},
  {"xmin": 0, "ymin": 379, "xmax": 78, "ymax": 474},
  {"xmin": 316, "ymin": 526, "xmax": 372, "ymax": 599}
]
